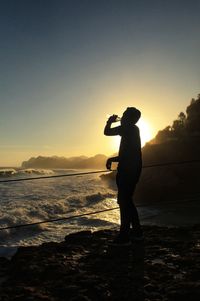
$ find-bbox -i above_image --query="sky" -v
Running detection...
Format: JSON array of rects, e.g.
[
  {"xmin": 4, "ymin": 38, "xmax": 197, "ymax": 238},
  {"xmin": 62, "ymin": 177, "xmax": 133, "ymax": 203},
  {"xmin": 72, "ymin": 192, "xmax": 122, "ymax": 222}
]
[{"xmin": 0, "ymin": 0, "xmax": 200, "ymax": 166}]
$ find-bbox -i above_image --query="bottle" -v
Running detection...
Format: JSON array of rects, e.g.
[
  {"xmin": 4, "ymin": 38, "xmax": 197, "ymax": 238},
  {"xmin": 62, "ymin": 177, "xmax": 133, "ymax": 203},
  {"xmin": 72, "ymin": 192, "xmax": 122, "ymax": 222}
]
[
  {"xmin": 115, "ymin": 116, "xmax": 121, "ymax": 122},
  {"xmin": 106, "ymin": 114, "xmax": 121, "ymax": 122}
]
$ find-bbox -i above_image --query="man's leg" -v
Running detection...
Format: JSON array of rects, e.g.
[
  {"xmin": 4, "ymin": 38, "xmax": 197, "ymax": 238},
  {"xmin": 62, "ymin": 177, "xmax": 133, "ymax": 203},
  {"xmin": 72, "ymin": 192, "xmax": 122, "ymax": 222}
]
[
  {"xmin": 130, "ymin": 201, "xmax": 141, "ymax": 231},
  {"xmin": 129, "ymin": 199, "xmax": 143, "ymax": 240},
  {"xmin": 119, "ymin": 200, "xmax": 131, "ymax": 237}
]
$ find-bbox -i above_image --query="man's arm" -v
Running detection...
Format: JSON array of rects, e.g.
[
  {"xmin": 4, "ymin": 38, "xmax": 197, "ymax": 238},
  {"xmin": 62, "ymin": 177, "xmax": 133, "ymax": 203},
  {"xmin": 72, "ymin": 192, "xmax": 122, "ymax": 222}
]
[
  {"xmin": 104, "ymin": 115, "xmax": 121, "ymax": 136},
  {"xmin": 106, "ymin": 156, "xmax": 119, "ymax": 170}
]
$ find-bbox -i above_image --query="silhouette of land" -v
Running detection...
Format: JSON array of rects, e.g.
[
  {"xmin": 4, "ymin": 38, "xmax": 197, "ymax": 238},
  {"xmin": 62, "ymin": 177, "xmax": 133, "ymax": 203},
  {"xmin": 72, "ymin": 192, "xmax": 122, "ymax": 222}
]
[
  {"xmin": 22, "ymin": 154, "xmax": 107, "ymax": 169},
  {"xmin": 0, "ymin": 225, "xmax": 200, "ymax": 300}
]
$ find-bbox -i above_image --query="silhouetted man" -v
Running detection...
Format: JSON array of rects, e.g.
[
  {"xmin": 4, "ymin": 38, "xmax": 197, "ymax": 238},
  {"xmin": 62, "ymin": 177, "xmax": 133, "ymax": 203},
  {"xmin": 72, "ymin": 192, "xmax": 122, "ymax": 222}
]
[{"xmin": 104, "ymin": 107, "xmax": 143, "ymax": 245}]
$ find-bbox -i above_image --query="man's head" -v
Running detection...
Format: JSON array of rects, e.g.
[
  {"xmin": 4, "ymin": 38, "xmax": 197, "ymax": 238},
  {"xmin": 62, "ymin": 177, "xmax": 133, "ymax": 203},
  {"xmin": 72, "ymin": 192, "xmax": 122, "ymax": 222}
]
[{"xmin": 121, "ymin": 107, "xmax": 141, "ymax": 126}]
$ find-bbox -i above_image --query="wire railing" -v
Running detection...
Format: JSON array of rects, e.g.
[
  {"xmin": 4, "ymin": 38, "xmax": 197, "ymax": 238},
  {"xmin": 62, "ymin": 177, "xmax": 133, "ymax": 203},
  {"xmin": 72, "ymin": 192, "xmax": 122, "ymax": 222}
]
[
  {"xmin": 0, "ymin": 159, "xmax": 199, "ymax": 232},
  {"xmin": 0, "ymin": 169, "xmax": 109, "ymax": 183},
  {"xmin": 0, "ymin": 207, "xmax": 120, "ymax": 231},
  {"xmin": 0, "ymin": 159, "xmax": 199, "ymax": 184},
  {"xmin": 1, "ymin": 193, "xmax": 200, "ymax": 232}
]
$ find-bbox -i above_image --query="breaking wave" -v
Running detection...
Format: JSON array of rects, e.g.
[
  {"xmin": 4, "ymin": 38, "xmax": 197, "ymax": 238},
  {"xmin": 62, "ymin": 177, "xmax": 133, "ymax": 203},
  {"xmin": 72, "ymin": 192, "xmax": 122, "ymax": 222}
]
[
  {"xmin": 0, "ymin": 169, "xmax": 17, "ymax": 177},
  {"xmin": 0, "ymin": 171, "xmax": 118, "ymax": 251},
  {"xmin": 0, "ymin": 168, "xmax": 54, "ymax": 178}
]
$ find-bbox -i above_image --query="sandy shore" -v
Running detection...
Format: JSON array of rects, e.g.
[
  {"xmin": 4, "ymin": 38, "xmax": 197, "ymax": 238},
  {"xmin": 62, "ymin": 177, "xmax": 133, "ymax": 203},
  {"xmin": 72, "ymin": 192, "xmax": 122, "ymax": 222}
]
[{"xmin": 0, "ymin": 225, "xmax": 200, "ymax": 300}]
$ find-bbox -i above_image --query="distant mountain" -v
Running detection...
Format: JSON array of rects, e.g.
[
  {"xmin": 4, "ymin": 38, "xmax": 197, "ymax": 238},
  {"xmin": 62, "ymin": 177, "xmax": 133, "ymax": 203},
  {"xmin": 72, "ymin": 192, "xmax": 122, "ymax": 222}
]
[{"xmin": 21, "ymin": 154, "xmax": 107, "ymax": 169}]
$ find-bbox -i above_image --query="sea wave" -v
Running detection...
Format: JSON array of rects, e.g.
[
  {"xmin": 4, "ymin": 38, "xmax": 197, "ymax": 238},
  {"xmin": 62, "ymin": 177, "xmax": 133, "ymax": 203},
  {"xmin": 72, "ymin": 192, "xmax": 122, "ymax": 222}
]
[
  {"xmin": 0, "ymin": 186, "xmax": 117, "ymax": 246},
  {"xmin": 0, "ymin": 169, "xmax": 17, "ymax": 177},
  {"xmin": 85, "ymin": 192, "xmax": 115, "ymax": 205},
  {"xmin": 0, "ymin": 168, "xmax": 54, "ymax": 178},
  {"xmin": 0, "ymin": 169, "xmax": 119, "ymax": 257}
]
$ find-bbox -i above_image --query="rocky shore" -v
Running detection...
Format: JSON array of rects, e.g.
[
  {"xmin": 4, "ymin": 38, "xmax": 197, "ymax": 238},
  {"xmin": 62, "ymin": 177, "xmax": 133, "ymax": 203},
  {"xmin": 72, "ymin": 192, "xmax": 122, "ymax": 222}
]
[{"xmin": 0, "ymin": 225, "xmax": 200, "ymax": 301}]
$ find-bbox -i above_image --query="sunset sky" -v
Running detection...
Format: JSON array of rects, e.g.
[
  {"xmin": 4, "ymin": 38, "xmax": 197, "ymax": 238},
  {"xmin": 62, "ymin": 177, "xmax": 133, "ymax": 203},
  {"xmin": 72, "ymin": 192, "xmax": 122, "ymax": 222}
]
[{"xmin": 0, "ymin": 0, "xmax": 200, "ymax": 166}]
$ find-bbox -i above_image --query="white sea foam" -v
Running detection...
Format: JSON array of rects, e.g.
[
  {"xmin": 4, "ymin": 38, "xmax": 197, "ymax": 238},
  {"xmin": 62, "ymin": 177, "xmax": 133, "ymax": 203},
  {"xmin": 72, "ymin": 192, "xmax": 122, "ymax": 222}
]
[
  {"xmin": 0, "ymin": 169, "xmax": 17, "ymax": 177},
  {"xmin": 0, "ymin": 169, "xmax": 118, "ymax": 253},
  {"xmin": 1, "ymin": 168, "xmax": 198, "ymax": 258},
  {"xmin": 0, "ymin": 168, "xmax": 54, "ymax": 178},
  {"xmin": 18, "ymin": 169, "xmax": 54, "ymax": 175}
]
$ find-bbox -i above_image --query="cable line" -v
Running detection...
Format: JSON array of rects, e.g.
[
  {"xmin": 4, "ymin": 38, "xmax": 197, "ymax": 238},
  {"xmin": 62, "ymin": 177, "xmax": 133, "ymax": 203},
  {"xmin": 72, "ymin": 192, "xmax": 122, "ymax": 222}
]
[
  {"xmin": 143, "ymin": 159, "xmax": 200, "ymax": 168},
  {"xmin": 0, "ymin": 159, "xmax": 199, "ymax": 183},
  {"xmin": 1, "ymin": 195, "xmax": 200, "ymax": 232},
  {"xmin": 0, "ymin": 159, "xmax": 199, "ymax": 233},
  {"xmin": 0, "ymin": 207, "xmax": 119, "ymax": 231},
  {"xmin": 0, "ymin": 170, "xmax": 109, "ymax": 183},
  {"xmin": 0, "ymin": 193, "xmax": 199, "ymax": 232}
]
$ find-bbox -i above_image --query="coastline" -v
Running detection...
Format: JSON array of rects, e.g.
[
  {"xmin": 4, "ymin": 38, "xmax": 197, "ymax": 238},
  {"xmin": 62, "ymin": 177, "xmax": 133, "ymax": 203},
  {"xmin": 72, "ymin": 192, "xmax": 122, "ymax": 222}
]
[
  {"xmin": 1, "ymin": 198, "xmax": 200, "ymax": 259},
  {"xmin": 0, "ymin": 224, "xmax": 200, "ymax": 300}
]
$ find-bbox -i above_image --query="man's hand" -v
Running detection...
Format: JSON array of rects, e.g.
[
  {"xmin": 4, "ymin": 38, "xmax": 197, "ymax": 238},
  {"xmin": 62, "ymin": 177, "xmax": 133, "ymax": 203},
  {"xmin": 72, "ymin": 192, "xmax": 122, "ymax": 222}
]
[
  {"xmin": 107, "ymin": 115, "xmax": 118, "ymax": 123},
  {"xmin": 106, "ymin": 158, "xmax": 112, "ymax": 170}
]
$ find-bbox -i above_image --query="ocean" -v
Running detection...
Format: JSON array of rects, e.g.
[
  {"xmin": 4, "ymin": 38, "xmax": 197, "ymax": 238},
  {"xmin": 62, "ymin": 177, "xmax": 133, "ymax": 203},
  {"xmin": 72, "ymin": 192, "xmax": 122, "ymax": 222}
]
[{"xmin": 0, "ymin": 168, "xmax": 200, "ymax": 257}]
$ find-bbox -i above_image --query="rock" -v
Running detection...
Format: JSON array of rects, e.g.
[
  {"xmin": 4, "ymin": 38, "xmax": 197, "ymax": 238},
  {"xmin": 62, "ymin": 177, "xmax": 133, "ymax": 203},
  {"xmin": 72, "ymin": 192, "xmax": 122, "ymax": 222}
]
[{"xmin": 0, "ymin": 225, "xmax": 200, "ymax": 300}]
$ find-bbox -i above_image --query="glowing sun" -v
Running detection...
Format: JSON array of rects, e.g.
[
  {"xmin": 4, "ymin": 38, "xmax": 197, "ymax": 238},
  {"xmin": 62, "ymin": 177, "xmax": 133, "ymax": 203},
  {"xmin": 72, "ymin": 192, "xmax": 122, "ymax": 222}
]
[
  {"xmin": 137, "ymin": 118, "xmax": 153, "ymax": 146},
  {"xmin": 111, "ymin": 118, "xmax": 153, "ymax": 152}
]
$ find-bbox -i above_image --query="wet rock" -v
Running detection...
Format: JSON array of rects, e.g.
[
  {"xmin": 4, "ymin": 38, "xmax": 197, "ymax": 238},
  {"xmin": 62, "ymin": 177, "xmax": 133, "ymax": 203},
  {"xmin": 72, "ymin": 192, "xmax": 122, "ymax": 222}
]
[{"xmin": 0, "ymin": 225, "xmax": 200, "ymax": 300}]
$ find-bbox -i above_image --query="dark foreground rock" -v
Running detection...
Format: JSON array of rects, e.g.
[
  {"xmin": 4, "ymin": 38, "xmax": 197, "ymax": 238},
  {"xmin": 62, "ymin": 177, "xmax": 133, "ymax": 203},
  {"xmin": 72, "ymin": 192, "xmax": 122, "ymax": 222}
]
[{"xmin": 0, "ymin": 225, "xmax": 200, "ymax": 301}]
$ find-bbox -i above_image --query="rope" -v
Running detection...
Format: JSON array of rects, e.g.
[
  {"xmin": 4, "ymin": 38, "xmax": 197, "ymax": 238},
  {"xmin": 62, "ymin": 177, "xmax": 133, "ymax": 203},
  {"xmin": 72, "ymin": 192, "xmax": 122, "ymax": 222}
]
[
  {"xmin": 0, "ymin": 159, "xmax": 199, "ymax": 183},
  {"xmin": 0, "ymin": 169, "xmax": 109, "ymax": 183},
  {"xmin": 0, "ymin": 159, "xmax": 199, "ymax": 233},
  {"xmin": 0, "ymin": 207, "xmax": 119, "ymax": 231},
  {"xmin": 143, "ymin": 159, "xmax": 200, "ymax": 168},
  {"xmin": 0, "ymin": 192, "xmax": 200, "ymax": 232}
]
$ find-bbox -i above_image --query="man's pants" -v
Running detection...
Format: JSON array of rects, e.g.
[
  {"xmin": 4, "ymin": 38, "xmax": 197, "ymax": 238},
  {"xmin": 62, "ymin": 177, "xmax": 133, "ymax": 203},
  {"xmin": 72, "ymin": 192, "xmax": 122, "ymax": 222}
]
[{"xmin": 116, "ymin": 172, "xmax": 141, "ymax": 235}]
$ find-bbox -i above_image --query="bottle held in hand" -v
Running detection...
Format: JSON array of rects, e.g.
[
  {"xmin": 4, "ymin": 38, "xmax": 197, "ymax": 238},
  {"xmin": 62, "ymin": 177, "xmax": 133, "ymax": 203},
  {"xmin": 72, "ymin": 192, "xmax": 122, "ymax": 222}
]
[{"xmin": 107, "ymin": 114, "xmax": 121, "ymax": 123}]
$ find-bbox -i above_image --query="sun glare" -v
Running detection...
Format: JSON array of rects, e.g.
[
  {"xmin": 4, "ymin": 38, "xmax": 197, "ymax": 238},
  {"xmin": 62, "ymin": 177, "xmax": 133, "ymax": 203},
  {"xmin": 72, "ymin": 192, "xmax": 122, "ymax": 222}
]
[
  {"xmin": 137, "ymin": 119, "xmax": 153, "ymax": 146},
  {"xmin": 112, "ymin": 135, "xmax": 121, "ymax": 152},
  {"xmin": 110, "ymin": 119, "xmax": 153, "ymax": 152}
]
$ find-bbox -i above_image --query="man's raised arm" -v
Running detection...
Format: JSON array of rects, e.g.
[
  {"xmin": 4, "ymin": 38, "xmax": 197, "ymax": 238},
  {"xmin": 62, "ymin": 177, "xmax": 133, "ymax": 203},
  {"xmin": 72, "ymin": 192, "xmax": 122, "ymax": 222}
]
[{"xmin": 104, "ymin": 115, "xmax": 121, "ymax": 136}]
